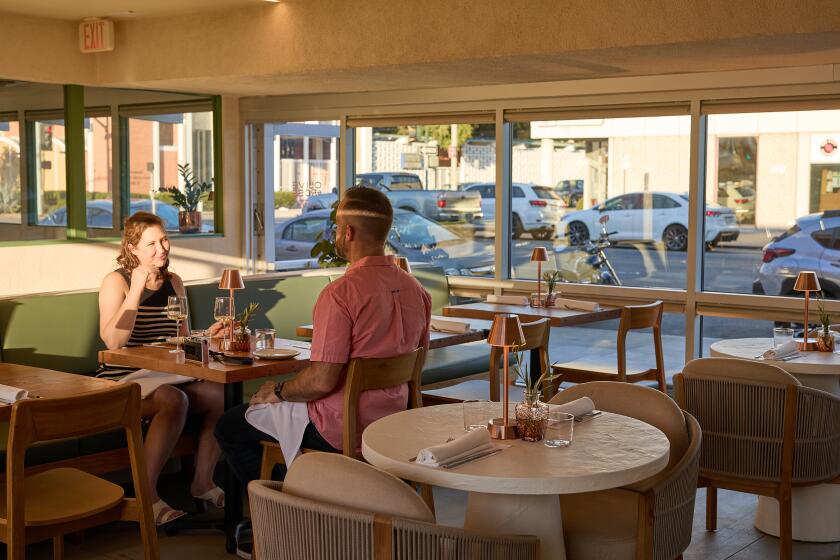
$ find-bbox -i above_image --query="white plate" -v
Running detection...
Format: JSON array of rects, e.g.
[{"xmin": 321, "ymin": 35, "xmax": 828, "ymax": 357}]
[{"xmin": 253, "ymin": 348, "xmax": 300, "ymax": 360}]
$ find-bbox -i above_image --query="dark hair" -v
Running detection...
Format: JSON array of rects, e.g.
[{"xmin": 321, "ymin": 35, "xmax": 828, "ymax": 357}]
[
  {"xmin": 117, "ymin": 212, "xmax": 171, "ymax": 279},
  {"xmin": 338, "ymin": 186, "xmax": 394, "ymax": 243}
]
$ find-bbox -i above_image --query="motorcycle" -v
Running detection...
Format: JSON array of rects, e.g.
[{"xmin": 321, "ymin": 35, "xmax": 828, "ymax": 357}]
[{"xmin": 554, "ymin": 215, "xmax": 622, "ymax": 286}]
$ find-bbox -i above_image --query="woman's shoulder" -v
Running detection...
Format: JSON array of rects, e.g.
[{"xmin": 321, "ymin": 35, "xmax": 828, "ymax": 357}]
[
  {"xmin": 168, "ymin": 272, "xmax": 185, "ymax": 292},
  {"xmin": 102, "ymin": 269, "xmax": 129, "ymax": 288}
]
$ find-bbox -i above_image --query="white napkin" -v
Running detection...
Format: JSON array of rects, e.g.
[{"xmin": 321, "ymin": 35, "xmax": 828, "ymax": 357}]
[
  {"xmin": 0, "ymin": 384, "xmax": 28, "ymax": 404},
  {"xmin": 551, "ymin": 396, "xmax": 595, "ymax": 419},
  {"xmin": 762, "ymin": 340, "xmax": 798, "ymax": 360},
  {"xmin": 119, "ymin": 370, "xmax": 195, "ymax": 398},
  {"xmin": 245, "ymin": 401, "xmax": 311, "ymax": 468},
  {"xmin": 430, "ymin": 316, "xmax": 471, "ymax": 334},
  {"xmin": 486, "ymin": 294, "xmax": 529, "ymax": 306},
  {"xmin": 415, "ymin": 427, "xmax": 494, "ymax": 467},
  {"xmin": 554, "ymin": 297, "xmax": 600, "ymax": 312}
]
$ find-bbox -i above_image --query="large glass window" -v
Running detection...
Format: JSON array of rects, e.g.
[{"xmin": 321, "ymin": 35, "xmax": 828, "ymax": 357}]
[
  {"xmin": 510, "ymin": 116, "xmax": 691, "ymax": 289},
  {"xmin": 126, "ymin": 110, "xmax": 214, "ymax": 232},
  {"xmin": 353, "ymin": 122, "xmax": 495, "ymax": 277},
  {"xmin": 0, "ymin": 117, "xmax": 20, "ymax": 224},
  {"xmin": 32, "ymin": 119, "xmax": 66, "ymax": 226},
  {"xmin": 84, "ymin": 115, "xmax": 113, "ymax": 228},
  {"xmin": 703, "ymin": 110, "xmax": 840, "ymax": 299}
]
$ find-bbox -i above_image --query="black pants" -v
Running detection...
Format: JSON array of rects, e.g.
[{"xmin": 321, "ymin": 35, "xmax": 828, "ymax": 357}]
[{"xmin": 214, "ymin": 403, "xmax": 338, "ymax": 486}]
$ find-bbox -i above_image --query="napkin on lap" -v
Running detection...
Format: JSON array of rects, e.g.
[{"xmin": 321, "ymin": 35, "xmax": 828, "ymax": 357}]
[
  {"xmin": 762, "ymin": 341, "xmax": 798, "ymax": 360},
  {"xmin": 554, "ymin": 298, "xmax": 600, "ymax": 312},
  {"xmin": 430, "ymin": 317, "xmax": 471, "ymax": 334},
  {"xmin": 551, "ymin": 396, "xmax": 595, "ymax": 419},
  {"xmin": 486, "ymin": 294, "xmax": 529, "ymax": 306},
  {"xmin": 416, "ymin": 427, "xmax": 493, "ymax": 467},
  {"xmin": 0, "ymin": 384, "xmax": 28, "ymax": 404}
]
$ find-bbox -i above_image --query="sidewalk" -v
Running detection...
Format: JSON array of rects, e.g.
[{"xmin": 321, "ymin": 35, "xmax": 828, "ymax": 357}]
[{"xmin": 719, "ymin": 227, "xmax": 784, "ymax": 250}]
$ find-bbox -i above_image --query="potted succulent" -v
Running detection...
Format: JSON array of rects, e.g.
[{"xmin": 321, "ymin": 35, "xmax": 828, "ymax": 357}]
[
  {"xmin": 512, "ymin": 350, "xmax": 559, "ymax": 442},
  {"xmin": 229, "ymin": 302, "xmax": 260, "ymax": 353},
  {"xmin": 816, "ymin": 292, "xmax": 835, "ymax": 352},
  {"xmin": 158, "ymin": 163, "xmax": 213, "ymax": 234}
]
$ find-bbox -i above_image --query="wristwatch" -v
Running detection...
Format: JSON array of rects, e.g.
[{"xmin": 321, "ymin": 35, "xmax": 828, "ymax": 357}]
[{"xmin": 273, "ymin": 381, "xmax": 287, "ymax": 402}]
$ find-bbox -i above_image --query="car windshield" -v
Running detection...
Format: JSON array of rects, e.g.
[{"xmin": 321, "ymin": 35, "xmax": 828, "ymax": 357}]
[
  {"xmin": 532, "ymin": 186, "xmax": 563, "ymax": 200},
  {"xmin": 773, "ymin": 224, "xmax": 801, "ymax": 242},
  {"xmin": 389, "ymin": 212, "xmax": 460, "ymax": 248}
]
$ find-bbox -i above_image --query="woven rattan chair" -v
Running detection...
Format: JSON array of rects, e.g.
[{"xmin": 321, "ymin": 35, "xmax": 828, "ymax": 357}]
[
  {"xmin": 675, "ymin": 357, "xmax": 840, "ymax": 560},
  {"xmin": 248, "ymin": 453, "xmax": 539, "ymax": 560},
  {"xmin": 489, "ymin": 318, "xmax": 551, "ymax": 401},
  {"xmin": 548, "ymin": 381, "xmax": 700, "ymax": 560},
  {"xmin": 550, "ymin": 301, "xmax": 666, "ymax": 393}
]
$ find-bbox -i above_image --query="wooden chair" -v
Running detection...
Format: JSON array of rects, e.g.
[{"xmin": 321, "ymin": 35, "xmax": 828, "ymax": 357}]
[
  {"xmin": 550, "ymin": 301, "xmax": 666, "ymax": 393},
  {"xmin": 488, "ymin": 318, "xmax": 550, "ymax": 401},
  {"xmin": 1, "ymin": 382, "xmax": 158, "ymax": 559},
  {"xmin": 248, "ymin": 453, "xmax": 539, "ymax": 560},
  {"xmin": 675, "ymin": 357, "xmax": 840, "ymax": 560},
  {"xmin": 549, "ymin": 381, "xmax": 700, "ymax": 560}
]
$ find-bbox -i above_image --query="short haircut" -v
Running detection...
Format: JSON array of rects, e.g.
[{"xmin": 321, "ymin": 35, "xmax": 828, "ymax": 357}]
[{"xmin": 337, "ymin": 186, "xmax": 393, "ymax": 243}]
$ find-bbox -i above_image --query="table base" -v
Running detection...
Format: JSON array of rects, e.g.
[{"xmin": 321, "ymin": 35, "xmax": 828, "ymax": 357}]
[
  {"xmin": 465, "ymin": 492, "xmax": 565, "ymax": 560},
  {"xmin": 755, "ymin": 485, "xmax": 840, "ymax": 542}
]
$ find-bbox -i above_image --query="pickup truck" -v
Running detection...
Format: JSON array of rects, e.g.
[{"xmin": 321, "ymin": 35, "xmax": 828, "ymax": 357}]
[{"xmin": 302, "ymin": 172, "xmax": 483, "ymax": 223}]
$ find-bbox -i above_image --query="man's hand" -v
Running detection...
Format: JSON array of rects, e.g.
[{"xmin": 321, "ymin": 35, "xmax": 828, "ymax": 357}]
[{"xmin": 250, "ymin": 380, "xmax": 280, "ymax": 406}]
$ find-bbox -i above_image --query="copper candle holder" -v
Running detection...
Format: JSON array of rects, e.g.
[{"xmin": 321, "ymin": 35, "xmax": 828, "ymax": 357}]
[{"xmin": 487, "ymin": 313, "xmax": 525, "ymax": 440}]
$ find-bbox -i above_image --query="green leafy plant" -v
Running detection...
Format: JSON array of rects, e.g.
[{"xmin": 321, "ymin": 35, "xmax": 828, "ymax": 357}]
[
  {"xmin": 157, "ymin": 163, "xmax": 213, "ymax": 212},
  {"xmin": 275, "ymin": 191, "xmax": 298, "ymax": 209},
  {"xmin": 512, "ymin": 349, "xmax": 559, "ymax": 396},
  {"xmin": 235, "ymin": 302, "xmax": 260, "ymax": 336},
  {"xmin": 817, "ymin": 291, "xmax": 832, "ymax": 336},
  {"xmin": 310, "ymin": 201, "xmax": 349, "ymax": 268},
  {"xmin": 542, "ymin": 270, "xmax": 562, "ymax": 297}
]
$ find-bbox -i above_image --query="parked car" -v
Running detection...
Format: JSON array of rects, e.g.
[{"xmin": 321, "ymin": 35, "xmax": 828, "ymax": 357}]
[
  {"xmin": 43, "ymin": 199, "xmax": 213, "ymax": 232},
  {"xmin": 302, "ymin": 172, "xmax": 483, "ymax": 224},
  {"xmin": 558, "ymin": 192, "xmax": 739, "ymax": 251},
  {"xmin": 753, "ymin": 211, "xmax": 840, "ymax": 297},
  {"xmin": 275, "ymin": 209, "xmax": 495, "ymax": 276},
  {"xmin": 717, "ymin": 183, "xmax": 756, "ymax": 224},
  {"xmin": 463, "ymin": 183, "xmax": 564, "ymax": 240}
]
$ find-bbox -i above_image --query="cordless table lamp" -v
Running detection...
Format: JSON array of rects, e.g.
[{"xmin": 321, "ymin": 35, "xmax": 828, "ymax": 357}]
[{"xmin": 487, "ymin": 313, "xmax": 525, "ymax": 439}]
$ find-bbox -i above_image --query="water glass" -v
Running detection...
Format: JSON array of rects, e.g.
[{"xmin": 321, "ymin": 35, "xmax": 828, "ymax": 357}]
[
  {"xmin": 773, "ymin": 327, "xmax": 794, "ymax": 348},
  {"xmin": 166, "ymin": 295, "xmax": 189, "ymax": 354},
  {"xmin": 544, "ymin": 410, "xmax": 574, "ymax": 448},
  {"xmin": 462, "ymin": 400, "xmax": 494, "ymax": 432},
  {"xmin": 255, "ymin": 328, "xmax": 276, "ymax": 351}
]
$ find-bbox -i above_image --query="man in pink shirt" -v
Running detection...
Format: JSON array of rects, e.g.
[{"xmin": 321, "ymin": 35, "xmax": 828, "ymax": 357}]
[{"xmin": 215, "ymin": 185, "xmax": 431, "ymax": 484}]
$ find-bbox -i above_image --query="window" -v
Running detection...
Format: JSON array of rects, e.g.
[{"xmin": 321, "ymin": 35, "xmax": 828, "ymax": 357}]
[
  {"xmin": 283, "ymin": 218, "xmax": 328, "ymax": 242},
  {"xmin": 512, "ymin": 186, "xmax": 525, "ymax": 198},
  {"xmin": 0, "ymin": 117, "xmax": 20, "ymax": 224},
  {"xmin": 652, "ymin": 194, "xmax": 681, "ymax": 209},
  {"xmin": 85, "ymin": 115, "xmax": 114, "ymax": 228},
  {"xmin": 703, "ymin": 110, "xmax": 840, "ymax": 299},
  {"xmin": 31, "ymin": 119, "xmax": 66, "ymax": 226}
]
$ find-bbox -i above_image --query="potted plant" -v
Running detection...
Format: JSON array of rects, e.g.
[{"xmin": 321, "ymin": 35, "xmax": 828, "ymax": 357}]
[
  {"xmin": 229, "ymin": 302, "xmax": 260, "ymax": 353},
  {"xmin": 816, "ymin": 292, "xmax": 835, "ymax": 352},
  {"xmin": 310, "ymin": 201, "xmax": 349, "ymax": 268},
  {"xmin": 158, "ymin": 163, "xmax": 213, "ymax": 234},
  {"xmin": 541, "ymin": 270, "xmax": 562, "ymax": 307},
  {"xmin": 512, "ymin": 350, "xmax": 559, "ymax": 441}
]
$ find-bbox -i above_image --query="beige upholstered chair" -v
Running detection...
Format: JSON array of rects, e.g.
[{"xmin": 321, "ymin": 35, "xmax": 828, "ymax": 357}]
[
  {"xmin": 248, "ymin": 453, "xmax": 539, "ymax": 560},
  {"xmin": 489, "ymin": 318, "xmax": 551, "ymax": 401},
  {"xmin": 548, "ymin": 381, "xmax": 700, "ymax": 560},
  {"xmin": 550, "ymin": 301, "xmax": 666, "ymax": 393},
  {"xmin": 675, "ymin": 357, "xmax": 840, "ymax": 560}
]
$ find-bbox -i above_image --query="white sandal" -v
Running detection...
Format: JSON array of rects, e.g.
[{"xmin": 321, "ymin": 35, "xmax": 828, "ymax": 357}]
[
  {"xmin": 152, "ymin": 499, "xmax": 187, "ymax": 525},
  {"xmin": 192, "ymin": 486, "xmax": 225, "ymax": 510}
]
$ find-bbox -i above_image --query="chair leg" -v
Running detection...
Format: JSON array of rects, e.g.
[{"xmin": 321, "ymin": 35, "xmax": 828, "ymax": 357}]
[
  {"xmin": 419, "ymin": 484, "xmax": 435, "ymax": 516},
  {"xmin": 259, "ymin": 442, "xmax": 285, "ymax": 480},
  {"xmin": 706, "ymin": 487, "xmax": 717, "ymax": 531},
  {"xmin": 656, "ymin": 369, "xmax": 666, "ymax": 393},
  {"xmin": 53, "ymin": 535, "xmax": 64, "ymax": 560},
  {"xmin": 779, "ymin": 493, "xmax": 793, "ymax": 560}
]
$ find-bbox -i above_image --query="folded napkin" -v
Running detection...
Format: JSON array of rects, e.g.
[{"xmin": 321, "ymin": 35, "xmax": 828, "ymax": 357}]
[
  {"xmin": 430, "ymin": 316, "xmax": 471, "ymax": 334},
  {"xmin": 245, "ymin": 401, "xmax": 311, "ymax": 468},
  {"xmin": 415, "ymin": 427, "xmax": 494, "ymax": 467},
  {"xmin": 486, "ymin": 294, "xmax": 529, "ymax": 306},
  {"xmin": 554, "ymin": 297, "xmax": 600, "ymax": 312},
  {"xmin": 0, "ymin": 384, "xmax": 28, "ymax": 404},
  {"xmin": 762, "ymin": 340, "xmax": 798, "ymax": 360},
  {"xmin": 120, "ymin": 370, "xmax": 195, "ymax": 398},
  {"xmin": 551, "ymin": 396, "xmax": 595, "ymax": 419}
]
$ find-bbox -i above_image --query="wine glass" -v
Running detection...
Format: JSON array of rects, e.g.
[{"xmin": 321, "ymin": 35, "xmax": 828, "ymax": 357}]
[
  {"xmin": 166, "ymin": 295, "xmax": 189, "ymax": 354},
  {"xmin": 214, "ymin": 296, "xmax": 233, "ymax": 351}
]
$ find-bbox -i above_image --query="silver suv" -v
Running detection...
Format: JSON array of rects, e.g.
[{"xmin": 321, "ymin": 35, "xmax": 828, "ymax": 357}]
[{"xmin": 753, "ymin": 211, "xmax": 840, "ymax": 297}]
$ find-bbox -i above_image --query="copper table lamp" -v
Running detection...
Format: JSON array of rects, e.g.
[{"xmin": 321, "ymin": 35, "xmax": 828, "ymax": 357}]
[
  {"xmin": 219, "ymin": 269, "xmax": 245, "ymax": 346},
  {"xmin": 487, "ymin": 313, "xmax": 525, "ymax": 440},
  {"xmin": 530, "ymin": 247, "xmax": 549, "ymax": 307},
  {"xmin": 395, "ymin": 256, "xmax": 412, "ymax": 273},
  {"xmin": 794, "ymin": 271, "xmax": 821, "ymax": 351}
]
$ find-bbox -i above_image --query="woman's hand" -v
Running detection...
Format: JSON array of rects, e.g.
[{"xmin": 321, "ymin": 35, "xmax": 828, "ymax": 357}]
[{"xmin": 129, "ymin": 264, "xmax": 157, "ymax": 293}]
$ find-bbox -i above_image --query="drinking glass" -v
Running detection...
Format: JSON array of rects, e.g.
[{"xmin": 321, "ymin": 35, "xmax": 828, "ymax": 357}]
[
  {"xmin": 214, "ymin": 297, "xmax": 233, "ymax": 351},
  {"xmin": 462, "ymin": 400, "xmax": 494, "ymax": 432},
  {"xmin": 773, "ymin": 327, "xmax": 794, "ymax": 348},
  {"xmin": 544, "ymin": 410, "xmax": 574, "ymax": 448},
  {"xmin": 255, "ymin": 328, "xmax": 276, "ymax": 351},
  {"xmin": 166, "ymin": 295, "xmax": 189, "ymax": 354}
]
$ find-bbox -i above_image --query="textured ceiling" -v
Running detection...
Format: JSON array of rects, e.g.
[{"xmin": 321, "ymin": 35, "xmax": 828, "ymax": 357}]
[{"xmin": 0, "ymin": 0, "xmax": 269, "ymax": 20}]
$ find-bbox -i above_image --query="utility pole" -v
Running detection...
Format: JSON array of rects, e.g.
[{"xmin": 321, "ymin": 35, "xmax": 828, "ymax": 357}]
[{"xmin": 449, "ymin": 123, "xmax": 458, "ymax": 190}]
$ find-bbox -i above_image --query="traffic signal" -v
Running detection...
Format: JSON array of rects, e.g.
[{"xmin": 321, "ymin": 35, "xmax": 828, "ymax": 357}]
[{"xmin": 40, "ymin": 125, "xmax": 52, "ymax": 151}]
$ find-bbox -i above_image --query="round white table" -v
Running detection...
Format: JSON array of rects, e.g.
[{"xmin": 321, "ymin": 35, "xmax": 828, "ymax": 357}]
[
  {"xmin": 362, "ymin": 404, "xmax": 670, "ymax": 560},
  {"xmin": 711, "ymin": 337, "xmax": 840, "ymax": 542}
]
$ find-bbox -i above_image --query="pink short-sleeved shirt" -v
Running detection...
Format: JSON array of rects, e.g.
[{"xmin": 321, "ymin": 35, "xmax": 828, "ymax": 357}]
[{"xmin": 307, "ymin": 255, "xmax": 432, "ymax": 450}]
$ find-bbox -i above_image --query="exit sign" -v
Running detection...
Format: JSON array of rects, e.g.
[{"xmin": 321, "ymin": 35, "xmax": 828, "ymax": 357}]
[{"xmin": 79, "ymin": 19, "xmax": 114, "ymax": 53}]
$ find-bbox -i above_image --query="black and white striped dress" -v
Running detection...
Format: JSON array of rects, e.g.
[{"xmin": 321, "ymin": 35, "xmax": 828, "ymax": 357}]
[{"xmin": 97, "ymin": 268, "xmax": 180, "ymax": 382}]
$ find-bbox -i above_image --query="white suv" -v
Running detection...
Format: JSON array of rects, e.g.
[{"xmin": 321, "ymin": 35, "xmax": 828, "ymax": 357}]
[{"xmin": 464, "ymin": 183, "xmax": 564, "ymax": 239}]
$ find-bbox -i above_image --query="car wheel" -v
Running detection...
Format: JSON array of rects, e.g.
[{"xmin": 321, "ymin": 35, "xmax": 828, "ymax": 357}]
[
  {"xmin": 662, "ymin": 224, "xmax": 688, "ymax": 251},
  {"xmin": 567, "ymin": 221, "xmax": 589, "ymax": 246},
  {"xmin": 512, "ymin": 214, "xmax": 525, "ymax": 239}
]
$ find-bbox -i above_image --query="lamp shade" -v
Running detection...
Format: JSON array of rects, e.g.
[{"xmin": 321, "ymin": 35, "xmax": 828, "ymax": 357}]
[
  {"xmin": 487, "ymin": 313, "xmax": 525, "ymax": 348},
  {"xmin": 530, "ymin": 247, "xmax": 549, "ymax": 262},
  {"xmin": 218, "ymin": 269, "xmax": 245, "ymax": 290},
  {"xmin": 794, "ymin": 271, "xmax": 821, "ymax": 292},
  {"xmin": 394, "ymin": 256, "xmax": 412, "ymax": 274}
]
